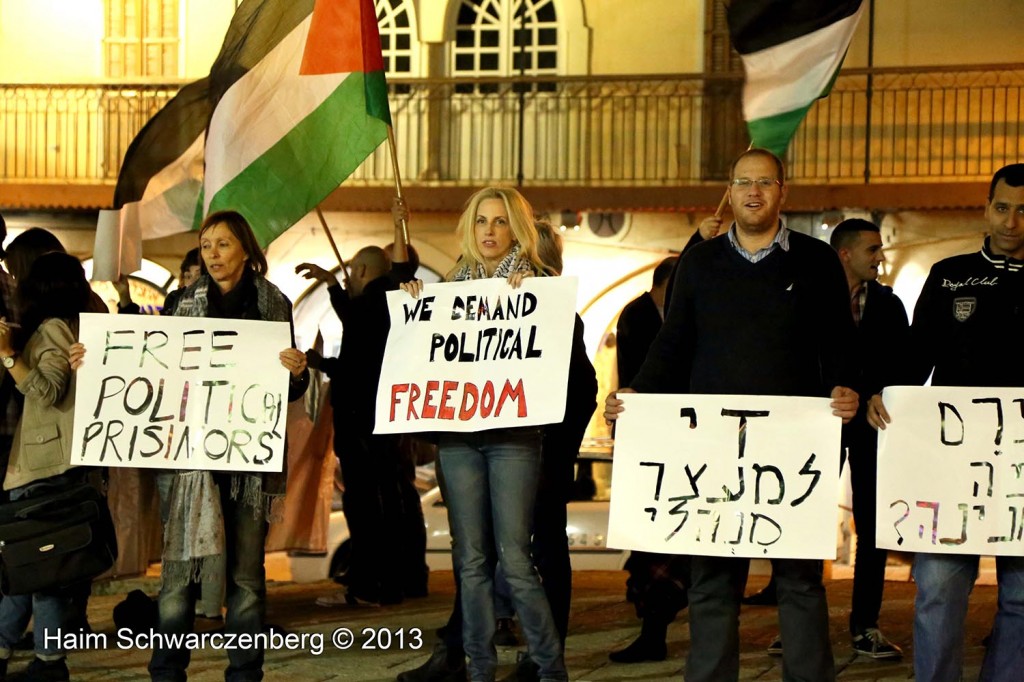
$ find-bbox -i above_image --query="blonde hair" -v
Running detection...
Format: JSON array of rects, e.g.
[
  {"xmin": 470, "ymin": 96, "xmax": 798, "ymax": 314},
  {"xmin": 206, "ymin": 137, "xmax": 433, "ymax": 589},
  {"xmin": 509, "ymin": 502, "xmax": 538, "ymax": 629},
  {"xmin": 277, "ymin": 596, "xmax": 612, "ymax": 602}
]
[
  {"xmin": 453, "ymin": 187, "xmax": 546, "ymax": 279},
  {"xmin": 534, "ymin": 220, "xmax": 563, "ymax": 275}
]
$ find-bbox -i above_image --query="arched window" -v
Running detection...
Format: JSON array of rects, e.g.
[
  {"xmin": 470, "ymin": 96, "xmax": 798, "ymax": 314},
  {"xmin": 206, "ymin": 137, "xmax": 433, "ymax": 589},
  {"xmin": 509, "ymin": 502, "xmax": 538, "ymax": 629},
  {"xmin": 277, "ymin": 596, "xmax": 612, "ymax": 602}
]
[
  {"xmin": 451, "ymin": 0, "xmax": 558, "ymax": 89},
  {"xmin": 376, "ymin": 0, "xmax": 418, "ymax": 77}
]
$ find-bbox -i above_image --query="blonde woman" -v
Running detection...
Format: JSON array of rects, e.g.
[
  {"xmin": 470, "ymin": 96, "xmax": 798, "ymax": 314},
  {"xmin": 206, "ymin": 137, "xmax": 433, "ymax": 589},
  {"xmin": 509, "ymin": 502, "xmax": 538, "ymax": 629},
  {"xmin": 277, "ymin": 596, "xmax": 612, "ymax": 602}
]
[{"xmin": 402, "ymin": 187, "xmax": 567, "ymax": 682}]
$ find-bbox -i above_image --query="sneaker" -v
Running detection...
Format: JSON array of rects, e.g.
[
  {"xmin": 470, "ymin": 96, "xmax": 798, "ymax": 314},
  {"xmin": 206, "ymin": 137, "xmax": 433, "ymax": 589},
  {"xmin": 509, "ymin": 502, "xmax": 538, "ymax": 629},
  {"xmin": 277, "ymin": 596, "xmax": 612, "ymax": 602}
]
[
  {"xmin": 851, "ymin": 628, "xmax": 903, "ymax": 659},
  {"xmin": 493, "ymin": 618, "xmax": 520, "ymax": 647},
  {"xmin": 7, "ymin": 656, "xmax": 69, "ymax": 681},
  {"xmin": 608, "ymin": 634, "xmax": 667, "ymax": 663},
  {"xmin": 766, "ymin": 634, "xmax": 783, "ymax": 656}
]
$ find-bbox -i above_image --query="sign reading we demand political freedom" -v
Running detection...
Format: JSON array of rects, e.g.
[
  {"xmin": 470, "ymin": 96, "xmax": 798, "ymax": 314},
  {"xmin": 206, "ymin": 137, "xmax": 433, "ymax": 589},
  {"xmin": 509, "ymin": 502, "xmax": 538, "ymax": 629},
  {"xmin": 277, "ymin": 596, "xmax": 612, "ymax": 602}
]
[
  {"xmin": 609, "ymin": 394, "xmax": 842, "ymax": 560},
  {"xmin": 877, "ymin": 386, "xmax": 1024, "ymax": 556},
  {"xmin": 375, "ymin": 277, "xmax": 577, "ymax": 434},
  {"xmin": 71, "ymin": 313, "xmax": 292, "ymax": 472}
]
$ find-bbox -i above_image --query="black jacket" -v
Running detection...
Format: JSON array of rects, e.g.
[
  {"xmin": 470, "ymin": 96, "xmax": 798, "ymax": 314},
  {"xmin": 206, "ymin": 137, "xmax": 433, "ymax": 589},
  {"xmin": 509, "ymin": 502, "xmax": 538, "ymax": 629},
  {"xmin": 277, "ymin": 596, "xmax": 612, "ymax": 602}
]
[
  {"xmin": 616, "ymin": 292, "xmax": 661, "ymax": 389},
  {"xmin": 321, "ymin": 276, "xmax": 394, "ymax": 435},
  {"xmin": 909, "ymin": 238, "xmax": 1024, "ymax": 388},
  {"xmin": 845, "ymin": 280, "xmax": 910, "ymax": 448}
]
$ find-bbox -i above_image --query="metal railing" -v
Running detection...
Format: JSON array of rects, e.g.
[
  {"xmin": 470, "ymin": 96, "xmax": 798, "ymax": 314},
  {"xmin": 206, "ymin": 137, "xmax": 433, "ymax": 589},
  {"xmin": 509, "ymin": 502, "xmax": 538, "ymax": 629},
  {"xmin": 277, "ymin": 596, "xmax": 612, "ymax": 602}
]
[{"xmin": 2, "ymin": 65, "xmax": 1022, "ymax": 188}]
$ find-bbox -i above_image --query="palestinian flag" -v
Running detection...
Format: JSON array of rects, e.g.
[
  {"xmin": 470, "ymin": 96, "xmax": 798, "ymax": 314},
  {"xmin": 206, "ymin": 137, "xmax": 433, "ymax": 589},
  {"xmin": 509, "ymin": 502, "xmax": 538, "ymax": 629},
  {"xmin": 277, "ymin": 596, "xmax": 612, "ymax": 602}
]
[
  {"xmin": 727, "ymin": 0, "xmax": 865, "ymax": 158},
  {"xmin": 202, "ymin": 0, "xmax": 391, "ymax": 246},
  {"xmin": 101, "ymin": 0, "xmax": 390, "ymax": 250},
  {"xmin": 96, "ymin": 78, "xmax": 209, "ymax": 250}
]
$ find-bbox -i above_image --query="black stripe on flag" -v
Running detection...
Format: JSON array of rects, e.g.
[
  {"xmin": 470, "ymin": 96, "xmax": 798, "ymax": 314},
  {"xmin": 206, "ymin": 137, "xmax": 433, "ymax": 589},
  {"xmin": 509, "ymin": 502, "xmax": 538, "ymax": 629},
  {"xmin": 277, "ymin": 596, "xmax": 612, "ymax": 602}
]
[
  {"xmin": 114, "ymin": 0, "xmax": 316, "ymax": 208},
  {"xmin": 727, "ymin": 0, "xmax": 863, "ymax": 56}
]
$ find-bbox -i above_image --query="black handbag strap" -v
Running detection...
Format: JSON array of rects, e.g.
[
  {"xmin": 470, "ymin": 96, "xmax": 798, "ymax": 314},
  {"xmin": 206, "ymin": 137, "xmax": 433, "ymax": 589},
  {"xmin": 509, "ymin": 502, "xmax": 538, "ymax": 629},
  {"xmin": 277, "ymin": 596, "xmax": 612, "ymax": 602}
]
[{"xmin": 13, "ymin": 484, "xmax": 98, "ymax": 520}]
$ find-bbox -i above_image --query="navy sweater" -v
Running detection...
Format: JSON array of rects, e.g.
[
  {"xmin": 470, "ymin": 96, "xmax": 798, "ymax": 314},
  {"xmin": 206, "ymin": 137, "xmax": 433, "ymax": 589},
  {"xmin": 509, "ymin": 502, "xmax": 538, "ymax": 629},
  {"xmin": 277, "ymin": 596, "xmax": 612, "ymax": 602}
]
[{"xmin": 631, "ymin": 231, "xmax": 854, "ymax": 397}]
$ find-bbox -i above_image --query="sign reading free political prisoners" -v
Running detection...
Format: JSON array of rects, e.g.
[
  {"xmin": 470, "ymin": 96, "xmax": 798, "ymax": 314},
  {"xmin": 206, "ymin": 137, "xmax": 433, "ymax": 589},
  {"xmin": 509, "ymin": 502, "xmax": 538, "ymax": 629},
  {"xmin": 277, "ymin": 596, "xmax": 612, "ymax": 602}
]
[
  {"xmin": 72, "ymin": 313, "xmax": 292, "ymax": 472},
  {"xmin": 608, "ymin": 394, "xmax": 842, "ymax": 560},
  {"xmin": 375, "ymin": 277, "xmax": 578, "ymax": 434},
  {"xmin": 877, "ymin": 386, "xmax": 1024, "ymax": 556}
]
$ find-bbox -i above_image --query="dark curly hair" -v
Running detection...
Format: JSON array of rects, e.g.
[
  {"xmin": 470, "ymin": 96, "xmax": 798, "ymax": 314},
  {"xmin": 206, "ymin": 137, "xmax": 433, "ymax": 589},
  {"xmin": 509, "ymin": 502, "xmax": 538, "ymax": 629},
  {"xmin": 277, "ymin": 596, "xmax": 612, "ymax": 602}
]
[{"xmin": 16, "ymin": 252, "xmax": 92, "ymax": 350}]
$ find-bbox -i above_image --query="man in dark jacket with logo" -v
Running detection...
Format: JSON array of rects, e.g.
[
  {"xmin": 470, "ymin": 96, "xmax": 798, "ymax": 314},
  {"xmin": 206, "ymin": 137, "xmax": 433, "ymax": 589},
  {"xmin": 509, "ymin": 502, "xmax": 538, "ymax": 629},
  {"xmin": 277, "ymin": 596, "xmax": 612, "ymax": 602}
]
[
  {"xmin": 829, "ymin": 218, "xmax": 908, "ymax": 659},
  {"xmin": 869, "ymin": 164, "xmax": 1024, "ymax": 682}
]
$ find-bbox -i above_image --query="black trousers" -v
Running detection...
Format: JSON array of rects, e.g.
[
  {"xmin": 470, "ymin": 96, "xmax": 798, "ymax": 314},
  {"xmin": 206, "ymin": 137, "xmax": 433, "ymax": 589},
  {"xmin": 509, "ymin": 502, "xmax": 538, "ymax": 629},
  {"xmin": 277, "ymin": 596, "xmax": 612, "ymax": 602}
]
[
  {"xmin": 337, "ymin": 433, "xmax": 422, "ymax": 601},
  {"xmin": 847, "ymin": 439, "xmax": 888, "ymax": 635}
]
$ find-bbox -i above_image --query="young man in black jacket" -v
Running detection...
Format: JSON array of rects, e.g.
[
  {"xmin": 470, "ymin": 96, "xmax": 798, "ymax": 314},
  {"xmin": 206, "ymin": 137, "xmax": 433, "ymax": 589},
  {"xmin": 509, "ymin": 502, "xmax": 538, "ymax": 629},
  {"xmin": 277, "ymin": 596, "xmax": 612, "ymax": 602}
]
[
  {"xmin": 830, "ymin": 218, "xmax": 909, "ymax": 659},
  {"xmin": 869, "ymin": 164, "xmax": 1024, "ymax": 682},
  {"xmin": 606, "ymin": 148, "xmax": 858, "ymax": 682}
]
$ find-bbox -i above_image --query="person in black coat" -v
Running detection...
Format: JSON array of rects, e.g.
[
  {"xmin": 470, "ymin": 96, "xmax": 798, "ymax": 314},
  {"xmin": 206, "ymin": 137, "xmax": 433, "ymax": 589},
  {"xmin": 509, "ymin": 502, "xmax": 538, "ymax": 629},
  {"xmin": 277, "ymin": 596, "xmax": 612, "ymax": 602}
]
[
  {"xmin": 610, "ymin": 256, "xmax": 689, "ymax": 665},
  {"xmin": 830, "ymin": 219, "xmax": 908, "ymax": 659},
  {"xmin": 616, "ymin": 257, "xmax": 676, "ymax": 388}
]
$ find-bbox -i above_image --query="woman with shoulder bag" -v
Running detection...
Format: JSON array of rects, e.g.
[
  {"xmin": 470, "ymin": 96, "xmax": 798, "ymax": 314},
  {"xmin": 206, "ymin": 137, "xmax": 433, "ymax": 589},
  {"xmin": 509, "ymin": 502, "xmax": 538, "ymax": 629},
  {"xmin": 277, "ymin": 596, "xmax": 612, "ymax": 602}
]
[{"xmin": 0, "ymin": 251, "xmax": 99, "ymax": 682}]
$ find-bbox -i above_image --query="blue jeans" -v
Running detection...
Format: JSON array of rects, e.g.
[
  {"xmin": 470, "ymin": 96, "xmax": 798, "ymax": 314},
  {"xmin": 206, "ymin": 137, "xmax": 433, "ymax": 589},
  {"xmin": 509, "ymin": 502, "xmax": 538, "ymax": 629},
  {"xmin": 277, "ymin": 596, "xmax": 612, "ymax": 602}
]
[
  {"xmin": 913, "ymin": 553, "xmax": 1024, "ymax": 682},
  {"xmin": 439, "ymin": 429, "xmax": 567, "ymax": 682},
  {"xmin": 149, "ymin": 474, "xmax": 268, "ymax": 682},
  {"xmin": 0, "ymin": 478, "xmax": 77, "ymax": 660}
]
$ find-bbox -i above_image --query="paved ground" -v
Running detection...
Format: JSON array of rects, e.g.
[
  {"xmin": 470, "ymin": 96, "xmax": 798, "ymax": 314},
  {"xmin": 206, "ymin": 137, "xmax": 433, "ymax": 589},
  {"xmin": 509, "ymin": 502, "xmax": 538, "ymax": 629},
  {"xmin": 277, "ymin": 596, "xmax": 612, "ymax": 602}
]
[{"xmin": 24, "ymin": 571, "xmax": 994, "ymax": 681}]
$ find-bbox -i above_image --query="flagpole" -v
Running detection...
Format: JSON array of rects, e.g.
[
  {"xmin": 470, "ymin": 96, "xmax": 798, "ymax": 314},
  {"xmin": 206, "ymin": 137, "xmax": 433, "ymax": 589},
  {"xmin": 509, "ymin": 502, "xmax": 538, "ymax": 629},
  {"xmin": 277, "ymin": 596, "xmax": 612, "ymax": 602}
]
[
  {"xmin": 315, "ymin": 206, "xmax": 350, "ymax": 289},
  {"xmin": 386, "ymin": 125, "xmax": 409, "ymax": 247}
]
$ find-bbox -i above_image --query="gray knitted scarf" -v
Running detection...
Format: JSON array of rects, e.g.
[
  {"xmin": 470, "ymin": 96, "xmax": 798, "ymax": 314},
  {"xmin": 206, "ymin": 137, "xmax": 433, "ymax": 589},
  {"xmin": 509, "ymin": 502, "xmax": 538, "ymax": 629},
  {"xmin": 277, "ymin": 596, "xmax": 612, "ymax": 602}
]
[{"xmin": 161, "ymin": 273, "xmax": 292, "ymax": 586}]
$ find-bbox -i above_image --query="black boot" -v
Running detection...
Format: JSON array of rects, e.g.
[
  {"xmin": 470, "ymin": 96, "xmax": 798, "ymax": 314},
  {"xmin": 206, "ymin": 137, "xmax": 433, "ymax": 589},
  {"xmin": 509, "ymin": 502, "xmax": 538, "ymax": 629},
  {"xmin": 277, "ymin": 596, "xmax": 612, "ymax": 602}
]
[
  {"xmin": 7, "ymin": 657, "xmax": 69, "ymax": 682},
  {"xmin": 396, "ymin": 642, "xmax": 467, "ymax": 682},
  {"xmin": 741, "ymin": 578, "xmax": 777, "ymax": 606},
  {"xmin": 498, "ymin": 652, "xmax": 540, "ymax": 682},
  {"xmin": 609, "ymin": 617, "xmax": 668, "ymax": 663}
]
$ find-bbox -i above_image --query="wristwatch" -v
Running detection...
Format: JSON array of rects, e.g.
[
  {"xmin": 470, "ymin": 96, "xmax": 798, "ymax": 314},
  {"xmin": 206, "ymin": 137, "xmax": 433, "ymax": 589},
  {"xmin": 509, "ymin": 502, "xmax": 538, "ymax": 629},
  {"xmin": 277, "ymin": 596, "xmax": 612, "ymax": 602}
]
[{"xmin": 1, "ymin": 354, "xmax": 15, "ymax": 369}]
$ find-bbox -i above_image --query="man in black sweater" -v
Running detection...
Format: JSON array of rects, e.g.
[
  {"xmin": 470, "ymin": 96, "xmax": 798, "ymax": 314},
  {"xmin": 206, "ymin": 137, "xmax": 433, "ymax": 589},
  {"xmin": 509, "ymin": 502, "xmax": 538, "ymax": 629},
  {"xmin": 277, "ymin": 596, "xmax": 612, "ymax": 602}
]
[
  {"xmin": 605, "ymin": 148, "xmax": 858, "ymax": 682},
  {"xmin": 868, "ymin": 164, "xmax": 1024, "ymax": 682},
  {"xmin": 829, "ymin": 219, "xmax": 908, "ymax": 659}
]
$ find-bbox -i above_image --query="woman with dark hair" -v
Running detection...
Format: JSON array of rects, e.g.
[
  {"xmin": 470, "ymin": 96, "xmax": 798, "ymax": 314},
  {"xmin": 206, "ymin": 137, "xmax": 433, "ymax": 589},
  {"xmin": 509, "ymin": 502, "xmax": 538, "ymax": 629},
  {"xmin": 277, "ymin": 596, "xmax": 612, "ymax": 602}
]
[
  {"xmin": 0, "ymin": 252, "xmax": 97, "ymax": 681},
  {"xmin": 155, "ymin": 211, "xmax": 307, "ymax": 680},
  {"xmin": 3, "ymin": 228, "xmax": 66, "ymax": 283},
  {"xmin": 73, "ymin": 210, "xmax": 309, "ymax": 681}
]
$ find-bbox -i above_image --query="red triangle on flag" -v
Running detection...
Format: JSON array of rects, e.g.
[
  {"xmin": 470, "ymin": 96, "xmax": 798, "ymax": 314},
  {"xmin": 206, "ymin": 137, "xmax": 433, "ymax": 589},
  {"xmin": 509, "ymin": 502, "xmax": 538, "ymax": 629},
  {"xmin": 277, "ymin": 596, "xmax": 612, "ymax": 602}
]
[{"xmin": 300, "ymin": 0, "xmax": 385, "ymax": 75}]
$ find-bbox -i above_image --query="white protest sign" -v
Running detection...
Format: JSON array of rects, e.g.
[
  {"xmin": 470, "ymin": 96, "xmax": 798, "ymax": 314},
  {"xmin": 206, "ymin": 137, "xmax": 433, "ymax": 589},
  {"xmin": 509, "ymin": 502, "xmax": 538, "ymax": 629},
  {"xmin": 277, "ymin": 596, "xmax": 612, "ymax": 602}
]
[
  {"xmin": 375, "ymin": 277, "xmax": 577, "ymax": 434},
  {"xmin": 876, "ymin": 385, "xmax": 1024, "ymax": 556},
  {"xmin": 72, "ymin": 313, "xmax": 292, "ymax": 472},
  {"xmin": 609, "ymin": 393, "xmax": 842, "ymax": 560}
]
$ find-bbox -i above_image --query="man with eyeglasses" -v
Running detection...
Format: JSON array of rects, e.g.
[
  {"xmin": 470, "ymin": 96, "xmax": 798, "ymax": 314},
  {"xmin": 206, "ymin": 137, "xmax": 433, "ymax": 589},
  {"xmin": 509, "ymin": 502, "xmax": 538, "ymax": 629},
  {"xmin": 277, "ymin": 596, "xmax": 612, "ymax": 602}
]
[
  {"xmin": 868, "ymin": 163, "xmax": 1024, "ymax": 682},
  {"xmin": 605, "ymin": 148, "xmax": 858, "ymax": 682}
]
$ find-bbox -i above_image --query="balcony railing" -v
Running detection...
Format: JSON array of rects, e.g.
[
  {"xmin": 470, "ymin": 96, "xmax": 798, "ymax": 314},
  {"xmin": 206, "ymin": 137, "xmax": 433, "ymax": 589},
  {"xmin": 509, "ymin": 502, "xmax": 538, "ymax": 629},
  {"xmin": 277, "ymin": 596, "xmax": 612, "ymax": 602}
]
[{"xmin": 2, "ymin": 64, "xmax": 1022, "ymax": 189}]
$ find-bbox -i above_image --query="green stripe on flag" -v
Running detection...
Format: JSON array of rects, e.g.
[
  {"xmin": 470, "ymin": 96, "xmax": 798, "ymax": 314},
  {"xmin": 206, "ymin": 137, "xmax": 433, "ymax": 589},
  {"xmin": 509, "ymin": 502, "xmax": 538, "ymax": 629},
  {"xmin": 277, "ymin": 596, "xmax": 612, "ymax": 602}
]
[
  {"xmin": 747, "ymin": 105, "xmax": 814, "ymax": 159},
  {"xmin": 364, "ymin": 69, "xmax": 392, "ymax": 126},
  {"xmin": 206, "ymin": 71, "xmax": 388, "ymax": 247}
]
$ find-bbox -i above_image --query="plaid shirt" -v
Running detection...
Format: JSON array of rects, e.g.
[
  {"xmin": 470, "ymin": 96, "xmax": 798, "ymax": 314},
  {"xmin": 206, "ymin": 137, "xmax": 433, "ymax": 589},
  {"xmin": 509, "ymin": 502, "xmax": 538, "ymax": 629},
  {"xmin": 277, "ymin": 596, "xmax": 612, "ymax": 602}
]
[
  {"xmin": 850, "ymin": 283, "xmax": 868, "ymax": 327},
  {"xmin": 0, "ymin": 267, "xmax": 20, "ymax": 436}
]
